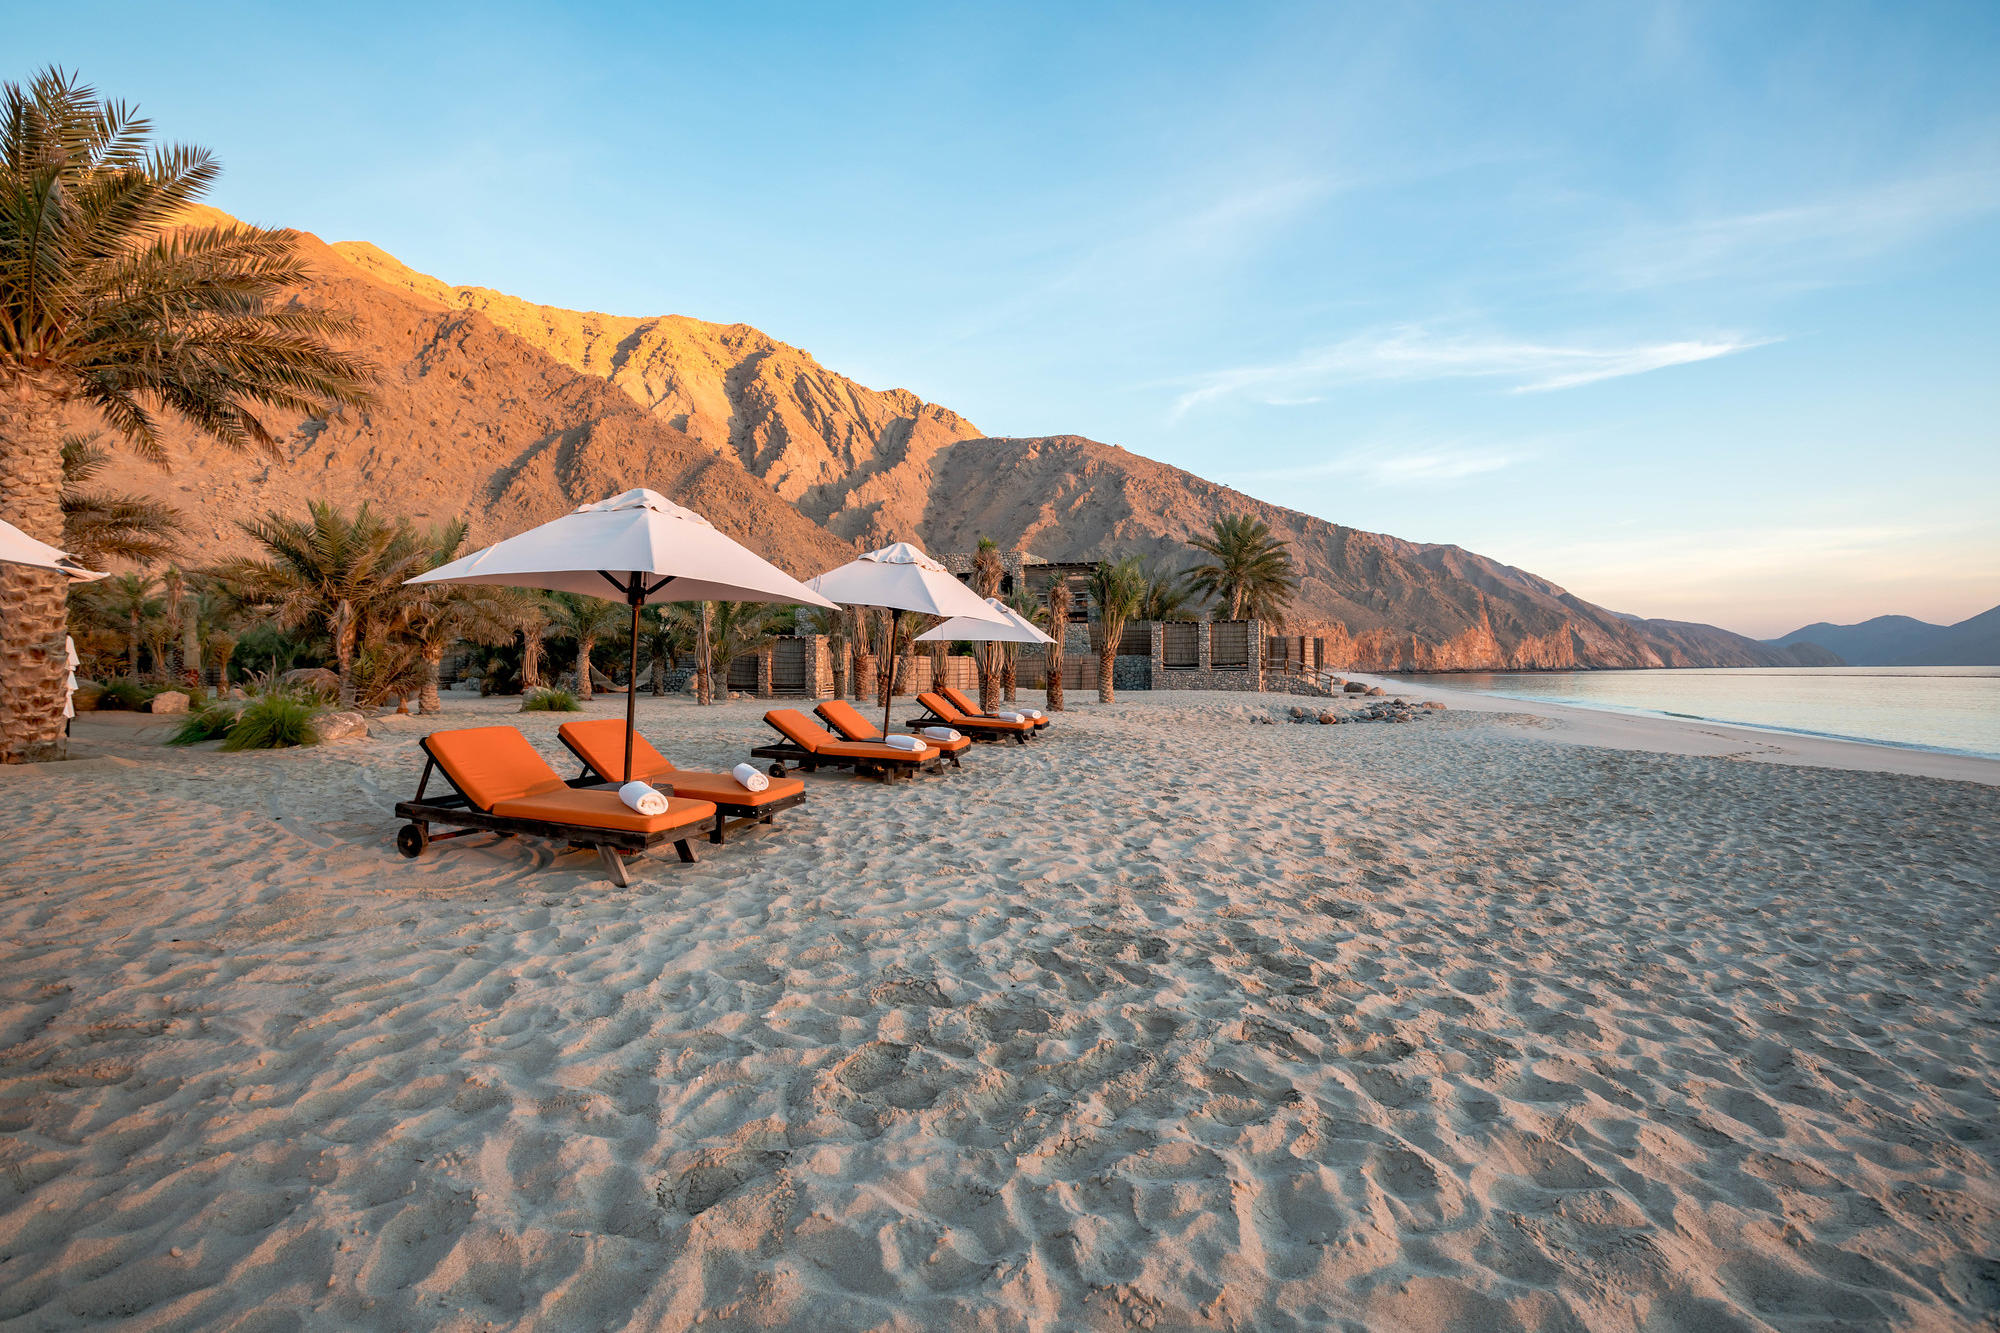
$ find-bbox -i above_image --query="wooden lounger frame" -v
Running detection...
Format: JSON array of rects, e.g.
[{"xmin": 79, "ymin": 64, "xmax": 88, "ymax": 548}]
[
  {"xmin": 393, "ymin": 741, "xmax": 707, "ymax": 887},
  {"xmin": 751, "ymin": 715, "xmax": 944, "ymax": 782},
  {"xmin": 555, "ymin": 732, "xmax": 805, "ymax": 844}
]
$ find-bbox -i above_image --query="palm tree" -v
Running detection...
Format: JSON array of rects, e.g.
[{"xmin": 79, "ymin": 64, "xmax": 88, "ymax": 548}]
[
  {"xmin": 1139, "ymin": 563, "xmax": 1199, "ymax": 622},
  {"xmin": 220, "ymin": 502, "xmax": 426, "ymax": 706},
  {"xmin": 1185, "ymin": 515, "xmax": 1298, "ymax": 625},
  {"xmin": 389, "ymin": 522, "xmax": 516, "ymax": 713},
  {"xmin": 1043, "ymin": 577, "xmax": 1071, "ymax": 711},
  {"xmin": 545, "ymin": 593, "xmax": 626, "ymax": 703},
  {"xmin": 0, "ymin": 69, "xmax": 370, "ymax": 761},
  {"xmin": 971, "ymin": 537, "xmax": 1004, "ymax": 711},
  {"xmin": 708, "ymin": 601, "xmax": 776, "ymax": 696},
  {"xmin": 642, "ymin": 603, "xmax": 697, "ymax": 695},
  {"xmin": 60, "ymin": 433, "xmax": 184, "ymax": 566},
  {"xmin": 91, "ymin": 572, "xmax": 158, "ymax": 679},
  {"xmin": 491, "ymin": 588, "xmax": 551, "ymax": 692},
  {"xmin": 1089, "ymin": 557, "xmax": 1147, "ymax": 704},
  {"xmin": 1002, "ymin": 589, "xmax": 1049, "ymax": 703}
]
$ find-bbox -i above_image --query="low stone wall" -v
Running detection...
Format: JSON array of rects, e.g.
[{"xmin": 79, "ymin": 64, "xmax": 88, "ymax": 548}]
[
  {"xmin": 1112, "ymin": 655, "xmax": 1152, "ymax": 691},
  {"xmin": 1153, "ymin": 667, "xmax": 1262, "ymax": 691}
]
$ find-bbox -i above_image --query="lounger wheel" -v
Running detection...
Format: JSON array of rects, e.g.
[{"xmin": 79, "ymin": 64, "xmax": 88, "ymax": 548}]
[
  {"xmin": 395, "ymin": 822, "xmax": 429, "ymax": 858},
  {"xmin": 767, "ymin": 762, "xmax": 788, "ymax": 780}
]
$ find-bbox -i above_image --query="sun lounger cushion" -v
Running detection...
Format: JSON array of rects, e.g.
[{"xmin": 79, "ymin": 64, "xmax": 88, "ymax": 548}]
[
  {"xmin": 560, "ymin": 718, "xmax": 804, "ymax": 806},
  {"xmin": 424, "ymin": 726, "xmax": 570, "ymax": 810},
  {"xmin": 767, "ymin": 709, "xmax": 939, "ymax": 762},
  {"xmin": 942, "ymin": 686, "xmax": 1047, "ymax": 726},
  {"xmin": 815, "ymin": 699, "xmax": 971, "ymax": 755},
  {"xmin": 558, "ymin": 719, "xmax": 674, "ymax": 784},
  {"xmin": 918, "ymin": 693, "xmax": 1034, "ymax": 732},
  {"xmin": 490, "ymin": 788, "xmax": 715, "ymax": 834}
]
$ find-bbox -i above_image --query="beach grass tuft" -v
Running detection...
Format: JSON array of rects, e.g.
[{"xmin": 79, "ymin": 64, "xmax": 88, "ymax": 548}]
[
  {"xmin": 167, "ymin": 704, "xmax": 239, "ymax": 746},
  {"xmin": 521, "ymin": 687, "xmax": 582, "ymax": 712},
  {"xmin": 220, "ymin": 695, "xmax": 320, "ymax": 750}
]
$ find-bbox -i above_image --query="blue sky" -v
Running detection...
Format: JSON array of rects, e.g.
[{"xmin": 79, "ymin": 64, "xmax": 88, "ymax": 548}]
[{"xmin": 17, "ymin": 1, "xmax": 1999, "ymax": 636}]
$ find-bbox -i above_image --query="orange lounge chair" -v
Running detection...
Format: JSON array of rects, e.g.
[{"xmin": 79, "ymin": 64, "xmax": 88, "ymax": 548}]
[
  {"xmin": 753, "ymin": 708, "xmax": 943, "ymax": 780},
  {"xmin": 393, "ymin": 725, "xmax": 717, "ymax": 886},
  {"xmin": 907, "ymin": 691, "xmax": 1035, "ymax": 744},
  {"xmin": 556, "ymin": 718, "xmax": 806, "ymax": 843},
  {"xmin": 940, "ymin": 685, "xmax": 1049, "ymax": 732},
  {"xmin": 814, "ymin": 698, "xmax": 968, "ymax": 767}
]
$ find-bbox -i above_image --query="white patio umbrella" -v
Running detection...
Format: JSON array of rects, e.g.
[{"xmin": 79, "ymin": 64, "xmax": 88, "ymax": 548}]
[
  {"xmin": 0, "ymin": 517, "xmax": 106, "ymax": 581},
  {"xmin": 914, "ymin": 596, "xmax": 1057, "ymax": 646},
  {"xmin": 807, "ymin": 542, "xmax": 1010, "ymax": 736},
  {"xmin": 407, "ymin": 488, "xmax": 838, "ymax": 783}
]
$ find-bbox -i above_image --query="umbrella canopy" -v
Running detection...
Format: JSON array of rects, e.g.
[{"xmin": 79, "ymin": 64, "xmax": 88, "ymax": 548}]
[
  {"xmin": 0, "ymin": 518, "xmax": 105, "ymax": 582},
  {"xmin": 915, "ymin": 596, "xmax": 1057, "ymax": 645},
  {"xmin": 406, "ymin": 488, "xmax": 837, "ymax": 785},
  {"xmin": 807, "ymin": 542, "xmax": 1011, "ymax": 622},
  {"xmin": 808, "ymin": 542, "xmax": 1010, "ymax": 734},
  {"xmin": 408, "ymin": 488, "xmax": 838, "ymax": 608}
]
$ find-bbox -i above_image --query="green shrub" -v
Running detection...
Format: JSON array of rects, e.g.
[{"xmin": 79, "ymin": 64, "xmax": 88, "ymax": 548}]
[
  {"xmin": 167, "ymin": 704, "xmax": 238, "ymax": 746},
  {"xmin": 521, "ymin": 687, "xmax": 581, "ymax": 713},
  {"xmin": 96, "ymin": 680, "xmax": 153, "ymax": 711},
  {"xmin": 221, "ymin": 695, "xmax": 320, "ymax": 751}
]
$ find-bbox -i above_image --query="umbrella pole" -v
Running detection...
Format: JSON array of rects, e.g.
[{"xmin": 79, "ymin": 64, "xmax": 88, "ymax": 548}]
[
  {"xmin": 882, "ymin": 607, "xmax": 900, "ymax": 739},
  {"xmin": 624, "ymin": 583, "xmax": 642, "ymax": 784}
]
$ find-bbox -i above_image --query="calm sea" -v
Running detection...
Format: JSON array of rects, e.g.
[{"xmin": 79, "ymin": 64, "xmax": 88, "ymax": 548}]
[{"xmin": 1387, "ymin": 666, "xmax": 2000, "ymax": 760}]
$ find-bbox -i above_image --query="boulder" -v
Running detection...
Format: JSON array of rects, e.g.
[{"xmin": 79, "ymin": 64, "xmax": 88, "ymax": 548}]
[
  {"xmin": 1317, "ymin": 712, "xmax": 1337, "ymax": 725},
  {"xmin": 1343, "ymin": 681, "xmax": 1368, "ymax": 694},
  {"xmin": 1366, "ymin": 686, "xmax": 1386, "ymax": 696},
  {"xmin": 70, "ymin": 681, "xmax": 104, "ymax": 712},
  {"xmin": 314, "ymin": 711, "xmax": 369, "ymax": 744},
  {"xmin": 1422, "ymin": 700, "xmax": 1446, "ymax": 710},
  {"xmin": 282, "ymin": 667, "xmax": 340, "ymax": 699},
  {"xmin": 226, "ymin": 686, "xmax": 248, "ymax": 701},
  {"xmin": 148, "ymin": 690, "xmax": 190, "ymax": 715}
]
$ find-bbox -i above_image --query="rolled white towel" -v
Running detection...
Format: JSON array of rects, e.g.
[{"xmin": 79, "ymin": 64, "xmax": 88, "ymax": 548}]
[
  {"xmin": 882, "ymin": 733, "xmax": 926, "ymax": 752},
  {"xmin": 732, "ymin": 762, "xmax": 770, "ymax": 792},
  {"xmin": 995, "ymin": 711, "xmax": 1026, "ymax": 723},
  {"xmin": 1022, "ymin": 708, "xmax": 1045, "ymax": 720},
  {"xmin": 922, "ymin": 726, "xmax": 961, "ymax": 743},
  {"xmin": 618, "ymin": 781, "xmax": 669, "ymax": 815}
]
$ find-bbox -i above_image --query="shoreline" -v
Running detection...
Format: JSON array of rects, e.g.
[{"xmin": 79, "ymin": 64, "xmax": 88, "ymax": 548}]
[{"xmin": 1335, "ymin": 671, "xmax": 2000, "ymax": 786}]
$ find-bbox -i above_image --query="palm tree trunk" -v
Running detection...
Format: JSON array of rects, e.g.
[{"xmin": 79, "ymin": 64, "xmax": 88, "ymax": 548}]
[
  {"xmin": 521, "ymin": 632, "xmax": 542, "ymax": 690},
  {"xmin": 695, "ymin": 603, "xmax": 713, "ymax": 706},
  {"xmin": 1097, "ymin": 615, "xmax": 1123, "ymax": 704},
  {"xmin": 0, "ymin": 387, "xmax": 72, "ymax": 761},
  {"xmin": 650, "ymin": 648, "xmax": 665, "ymax": 696},
  {"xmin": 335, "ymin": 602, "xmax": 358, "ymax": 706},
  {"xmin": 1002, "ymin": 643, "xmax": 1017, "ymax": 702},
  {"xmin": 576, "ymin": 636, "xmax": 595, "ymax": 702},
  {"xmin": 978, "ymin": 642, "xmax": 1000, "ymax": 713},
  {"xmin": 127, "ymin": 620, "xmax": 141, "ymax": 680},
  {"xmin": 181, "ymin": 614, "xmax": 202, "ymax": 686},
  {"xmin": 419, "ymin": 643, "xmax": 445, "ymax": 714},
  {"xmin": 1045, "ymin": 640, "xmax": 1064, "ymax": 711}
]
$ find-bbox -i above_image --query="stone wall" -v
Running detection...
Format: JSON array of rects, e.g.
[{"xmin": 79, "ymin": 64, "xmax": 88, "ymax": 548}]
[
  {"xmin": 1150, "ymin": 619, "xmax": 1266, "ymax": 692},
  {"xmin": 1112, "ymin": 655, "xmax": 1152, "ymax": 691}
]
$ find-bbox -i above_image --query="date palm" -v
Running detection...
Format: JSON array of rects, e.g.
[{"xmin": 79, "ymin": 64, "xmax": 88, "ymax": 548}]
[
  {"xmin": 1185, "ymin": 515, "xmax": 1297, "ymax": 625},
  {"xmin": 60, "ymin": 433, "xmax": 184, "ymax": 566},
  {"xmin": 708, "ymin": 601, "xmax": 777, "ymax": 696},
  {"xmin": 1139, "ymin": 563, "xmax": 1198, "ymax": 622},
  {"xmin": 546, "ymin": 592, "xmax": 626, "ymax": 702},
  {"xmin": 388, "ymin": 522, "xmax": 516, "ymax": 714},
  {"xmin": 0, "ymin": 69, "xmax": 371, "ymax": 759},
  {"xmin": 220, "ymin": 502, "xmax": 427, "ymax": 706},
  {"xmin": 1043, "ymin": 577, "xmax": 1071, "ymax": 711},
  {"xmin": 1089, "ymin": 557, "xmax": 1147, "ymax": 704},
  {"xmin": 87, "ymin": 571, "xmax": 158, "ymax": 679},
  {"xmin": 971, "ymin": 537, "xmax": 1004, "ymax": 711}
]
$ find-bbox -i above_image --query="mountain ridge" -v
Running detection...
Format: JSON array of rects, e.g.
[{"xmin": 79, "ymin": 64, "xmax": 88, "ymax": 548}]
[
  {"xmin": 1771, "ymin": 605, "xmax": 2000, "ymax": 666},
  {"xmin": 90, "ymin": 211, "xmax": 1842, "ymax": 671}
]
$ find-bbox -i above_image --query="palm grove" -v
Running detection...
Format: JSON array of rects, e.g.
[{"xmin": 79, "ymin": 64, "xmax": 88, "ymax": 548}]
[{"xmin": 2, "ymin": 71, "xmax": 1299, "ymax": 757}]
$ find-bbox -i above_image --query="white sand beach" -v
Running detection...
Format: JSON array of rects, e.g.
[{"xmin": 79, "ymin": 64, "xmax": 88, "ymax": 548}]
[{"xmin": 1, "ymin": 690, "xmax": 1995, "ymax": 1331}]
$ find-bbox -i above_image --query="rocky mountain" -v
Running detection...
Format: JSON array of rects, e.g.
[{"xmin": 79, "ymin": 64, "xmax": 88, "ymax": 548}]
[
  {"xmin": 91, "ymin": 209, "xmax": 852, "ymax": 580},
  {"xmin": 1771, "ymin": 605, "xmax": 2000, "ymax": 666},
  {"xmin": 91, "ymin": 211, "xmax": 1836, "ymax": 671}
]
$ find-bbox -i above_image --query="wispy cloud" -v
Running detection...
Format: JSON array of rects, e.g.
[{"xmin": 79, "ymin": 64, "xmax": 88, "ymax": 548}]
[
  {"xmin": 1587, "ymin": 164, "xmax": 2000, "ymax": 291},
  {"xmin": 1231, "ymin": 442, "xmax": 1532, "ymax": 488},
  {"xmin": 1171, "ymin": 325, "xmax": 1770, "ymax": 418}
]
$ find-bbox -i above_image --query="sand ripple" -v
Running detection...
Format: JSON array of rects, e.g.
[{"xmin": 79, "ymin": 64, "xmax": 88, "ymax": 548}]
[{"xmin": 0, "ymin": 693, "xmax": 1995, "ymax": 1331}]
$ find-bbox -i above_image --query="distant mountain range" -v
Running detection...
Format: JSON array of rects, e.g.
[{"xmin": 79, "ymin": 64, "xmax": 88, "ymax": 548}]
[
  {"xmin": 92, "ymin": 207, "xmax": 1912, "ymax": 673},
  {"xmin": 1768, "ymin": 604, "xmax": 2000, "ymax": 666}
]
